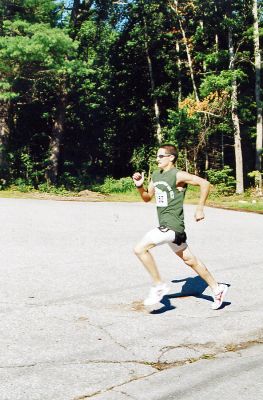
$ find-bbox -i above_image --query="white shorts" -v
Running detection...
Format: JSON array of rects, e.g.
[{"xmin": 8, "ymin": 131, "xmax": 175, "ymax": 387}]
[{"xmin": 139, "ymin": 227, "xmax": 188, "ymax": 254}]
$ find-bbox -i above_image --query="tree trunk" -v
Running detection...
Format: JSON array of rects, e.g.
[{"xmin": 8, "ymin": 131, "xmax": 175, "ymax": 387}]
[
  {"xmin": 142, "ymin": 16, "xmax": 162, "ymax": 144},
  {"xmin": 252, "ymin": 0, "xmax": 262, "ymax": 193},
  {"xmin": 214, "ymin": 3, "xmax": 219, "ymax": 52},
  {"xmin": 0, "ymin": 101, "xmax": 9, "ymax": 174},
  {"xmin": 221, "ymin": 131, "xmax": 224, "ymax": 169},
  {"xmin": 228, "ymin": 26, "xmax": 244, "ymax": 194},
  {"xmin": 215, "ymin": 33, "xmax": 219, "ymax": 52},
  {"xmin": 70, "ymin": 0, "xmax": 81, "ymax": 26},
  {"xmin": 69, "ymin": 0, "xmax": 93, "ymax": 33},
  {"xmin": 176, "ymin": 40, "xmax": 182, "ymax": 105},
  {"xmin": 45, "ymin": 85, "xmax": 66, "ymax": 184},
  {"xmin": 199, "ymin": 20, "xmax": 207, "ymax": 73},
  {"xmin": 171, "ymin": 1, "xmax": 199, "ymax": 102},
  {"xmin": 184, "ymin": 148, "xmax": 189, "ymax": 172},
  {"xmin": 205, "ymin": 148, "xmax": 209, "ymax": 171},
  {"xmin": 214, "ymin": 21, "xmax": 224, "ymax": 168}
]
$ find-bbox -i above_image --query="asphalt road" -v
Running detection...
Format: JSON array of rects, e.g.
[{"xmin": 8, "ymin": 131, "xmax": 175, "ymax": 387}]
[{"xmin": 0, "ymin": 198, "xmax": 262, "ymax": 400}]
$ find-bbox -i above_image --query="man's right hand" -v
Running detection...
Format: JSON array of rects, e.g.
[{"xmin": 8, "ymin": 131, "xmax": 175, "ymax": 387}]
[{"xmin": 132, "ymin": 172, "xmax": 145, "ymax": 188}]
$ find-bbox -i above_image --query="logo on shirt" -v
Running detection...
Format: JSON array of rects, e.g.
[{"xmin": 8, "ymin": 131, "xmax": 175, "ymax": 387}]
[{"xmin": 154, "ymin": 181, "xmax": 174, "ymax": 207}]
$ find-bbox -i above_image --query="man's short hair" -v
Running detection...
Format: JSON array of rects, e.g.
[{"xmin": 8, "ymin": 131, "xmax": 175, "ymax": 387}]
[{"xmin": 159, "ymin": 144, "xmax": 178, "ymax": 163}]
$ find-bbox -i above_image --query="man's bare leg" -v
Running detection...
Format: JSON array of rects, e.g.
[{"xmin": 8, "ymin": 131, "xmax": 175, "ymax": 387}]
[
  {"xmin": 134, "ymin": 242, "xmax": 171, "ymax": 306},
  {"xmin": 176, "ymin": 246, "xmax": 229, "ymax": 309},
  {"xmin": 134, "ymin": 242, "xmax": 162, "ymax": 285},
  {"xmin": 176, "ymin": 246, "xmax": 219, "ymax": 293}
]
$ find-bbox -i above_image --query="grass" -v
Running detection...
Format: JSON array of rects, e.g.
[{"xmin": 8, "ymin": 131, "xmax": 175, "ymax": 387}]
[
  {"xmin": 186, "ymin": 186, "xmax": 263, "ymax": 213},
  {"xmin": 0, "ymin": 190, "xmax": 33, "ymax": 199},
  {"xmin": 0, "ymin": 185, "xmax": 262, "ymax": 213},
  {"xmin": 96, "ymin": 184, "xmax": 263, "ymax": 212},
  {"xmin": 192, "ymin": 193, "xmax": 262, "ymax": 213},
  {"xmin": 207, "ymin": 198, "xmax": 263, "ymax": 213}
]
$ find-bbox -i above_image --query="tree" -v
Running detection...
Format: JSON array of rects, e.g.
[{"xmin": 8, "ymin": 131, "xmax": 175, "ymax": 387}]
[
  {"xmin": 253, "ymin": 0, "xmax": 262, "ymax": 193},
  {"xmin": 0, "ymin": 0, "xmax": 261, "ymax": 189},
  {"xmin": 0, "ymin": 19, "xmax": 76, "ymax": 183},
  {"xmin": 170, "ymin": 0, "xmax": 200, "ymax": 102},
  {"xmin": 227, "ymin": 13, "xmax": 244, "ymax": 194}
]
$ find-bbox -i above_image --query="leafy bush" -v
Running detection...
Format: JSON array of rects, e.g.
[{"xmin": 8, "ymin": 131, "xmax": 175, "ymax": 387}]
[
  {"xmin": 58, "ymin": 173, "xmax": 84, "ymax": 192},
  {"xmin": 12, "ymin": 178, "xmax": 34, "ymax": 192},
  {"xmin": 38, "ymin": 183, "xmax": 74, "ymax": 196},
  {"xmin": 248, "ymin": 170, "xmax": 262, "ymax": 185},
  {"xmin": 206, "ymin": 166, "xmax": 235, "ymax": 195},
  {"xmin": 131, "ymin": 145, "xmax": 158, "ymax": 174},
  {"xmin": 93, "ymin": 176, "xmax": 135, "ymax": 193}
]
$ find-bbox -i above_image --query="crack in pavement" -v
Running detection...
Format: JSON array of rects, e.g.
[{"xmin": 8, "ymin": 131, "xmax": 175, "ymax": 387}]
[
  {"xmin": 157, "ymin": 343, "xmax": 203, "ymax": 361},
  {"xmin": 113, "ymin": 389, "xmax": 138, "ymax": 399},
  {"xmin": 72, "ymin": 339, "xmax": 263, "ymax": 399},
  {"xmin": 73, "ymin": 371, "xmax": 158, "ymax": 400},
  {"xmin": 0, "ymin": 363, "xmax": 38, "ymax": 369},
  {"xmin": 86, "ymin": 320, "xmax": 129, "ymax": 352},
  {"xmin": 1, "ymin": 338, "xmax": 262, "ymax": 371},
  {"xmin": 156, "ymin": 341, "xmax": 222, "ymax": 364}
]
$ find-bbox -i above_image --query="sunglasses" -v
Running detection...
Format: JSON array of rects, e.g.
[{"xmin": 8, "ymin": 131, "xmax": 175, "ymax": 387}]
[{"xmin": 157, "ymin": 154, "xmax": 172, "ymax": 159}]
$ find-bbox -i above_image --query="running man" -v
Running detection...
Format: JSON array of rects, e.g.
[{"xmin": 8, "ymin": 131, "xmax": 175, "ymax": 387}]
[{"xmin": 132, "ymin": 144, "xmax": 228, "ymax": 310}]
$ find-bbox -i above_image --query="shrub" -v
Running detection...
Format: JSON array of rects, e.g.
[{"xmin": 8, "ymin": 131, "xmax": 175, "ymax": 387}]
[
  {"xmin": 206, "ymin": 166, "xmax": 235, "ymax": 195},
  {"xmin": 93, "ymin": 176, "xmax": 135, "ymax": 193},
  {"xmin": 38, "ymin": 183, "xmax": 74, "ymax": 196},
  {"xmin": 12, "ymin": 178, "xmax": 34, "ymax": 192},
  {"xmin": 58, "ymin": 173, "xmax": 83, "ymax": 191}
]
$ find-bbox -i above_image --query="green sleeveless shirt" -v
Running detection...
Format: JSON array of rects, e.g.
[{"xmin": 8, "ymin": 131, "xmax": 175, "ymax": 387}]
[{"xmin": 151, "ymin": 167, "xmax": 186, "ymax": 233}]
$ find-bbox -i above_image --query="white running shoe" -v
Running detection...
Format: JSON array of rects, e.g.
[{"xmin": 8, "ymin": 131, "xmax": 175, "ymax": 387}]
[
  {"xmin": 211, "ymin": 284, "xmax": 228, "ymax": 310},
  {"xmin": 144, "ymin": 283, "xmax": 170, "ymax": 306}
]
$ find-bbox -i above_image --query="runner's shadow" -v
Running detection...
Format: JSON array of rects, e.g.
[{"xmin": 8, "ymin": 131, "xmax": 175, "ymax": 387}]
[{"xmin": 151, "ymin": 276, "xmax": 231, "ymax": 314}]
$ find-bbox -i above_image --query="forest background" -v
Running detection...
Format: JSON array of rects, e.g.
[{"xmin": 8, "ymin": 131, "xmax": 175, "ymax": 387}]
[{"xmin": 0, "ymin": 0, "xmax": 262, "ymax": 203}]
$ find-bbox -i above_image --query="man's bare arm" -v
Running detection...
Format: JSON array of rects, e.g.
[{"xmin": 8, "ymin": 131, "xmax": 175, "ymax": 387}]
[
  {"xmin": 176, "ymin": 171, "xmax": 210, "ymax": 221},
  {"xmin": 132, "ymin": 172, "xmax": 155, "ymax": 202}
]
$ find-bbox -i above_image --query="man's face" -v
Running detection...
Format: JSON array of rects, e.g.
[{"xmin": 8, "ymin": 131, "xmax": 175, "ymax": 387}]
[{"xmin": 156, "ymin": 148, "xmax": 174, "ymax": 169}]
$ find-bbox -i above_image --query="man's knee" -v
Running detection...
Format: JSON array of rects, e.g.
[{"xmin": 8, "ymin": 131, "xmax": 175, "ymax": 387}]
[
  {"xmin": 133, "ymin": 243, "xmax": 142, "ymax": 256},
  {"xmin": 134, "ymin": 243, "xmax": 154, "ymax": 256},
  {"xmin": 177, "ymin": 248, "xmax": 197, "ymax": 267}
]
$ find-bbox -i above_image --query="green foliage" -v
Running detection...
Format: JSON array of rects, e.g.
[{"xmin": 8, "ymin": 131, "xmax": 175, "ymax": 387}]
[
  {"xmin": 0, "ymin": 0, "xmax": 261, "ymax": 192},
  {"xmin": 0, "ymin": 81, "xmax": 17, "ymax": 100},
  {"xmin": 14, "ymin": 147, "xmax": 44, "ymax": 186},
  {"xmin": 203, "ymin": 50, "xmax": 229, "ymax": 69},
  {"xmin": 200, "ymin": 70, "xmax": 247, "ymax": 97},
  {"xmin": 38, "ymin": 182, "xmax": 75, "ymax": 196},
  {"xmin": 0, "ymin": 1, "xmax": 64, "ymax": 25},
  {"xmin": 131, "ymin": 145, "xmax": 158, "ymax": 174},
  {"xmin": 248, "ymin": 170, "xmax": 262, "ymax": 187},
  {"xmin": 12, "ymin": 178, "xmax": 34, "ymax": 192},
  {"xmin": 248, "ymin": 170, "xmax": 262, "ymax": 179},
  {"xmin": 0, "ymin": 20, "xmax": 76, "ymax": 70},
  {"xmin": 206, "ymin": 166, "xmax": 236, "ymax": 195},
  {"xmin": 58, "ymin": 172, "xmax": 87, "ymax": 192},
  {"xmin": 165, "ymin": 109, "xmax": 200, "ymax": 145},
  {"xmin": 93, "ymin": 177, "xmax": 135, "ymax": 194}
]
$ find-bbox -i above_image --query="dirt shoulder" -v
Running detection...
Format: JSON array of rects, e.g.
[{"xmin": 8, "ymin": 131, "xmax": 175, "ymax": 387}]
[{"xmin": 0, "ymin": 189, "xmax": 109, "ymax": 202}]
